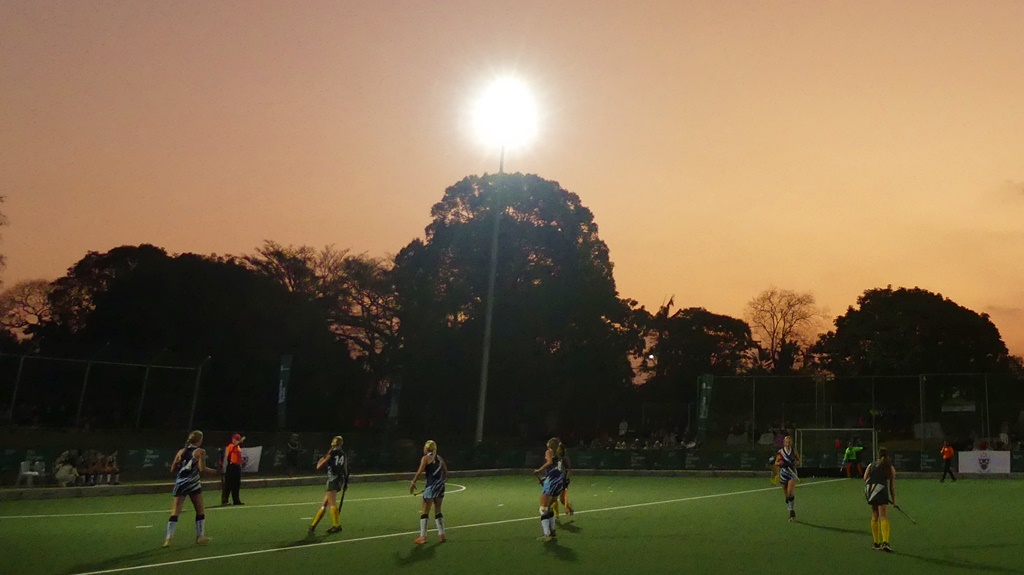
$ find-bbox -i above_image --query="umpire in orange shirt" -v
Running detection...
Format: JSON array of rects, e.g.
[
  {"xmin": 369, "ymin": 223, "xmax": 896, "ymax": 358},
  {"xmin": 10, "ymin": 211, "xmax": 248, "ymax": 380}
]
[
  {"xmin": 222, "ymin": 433, "xmax": 245, "ymax": 505},
  {"xmin": 940, "ymin": 440, "xmax": 956, "ymax": 483}
]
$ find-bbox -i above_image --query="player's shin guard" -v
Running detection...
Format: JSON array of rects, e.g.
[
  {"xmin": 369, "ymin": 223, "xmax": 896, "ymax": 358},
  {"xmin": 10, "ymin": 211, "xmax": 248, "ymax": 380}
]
[
  {"xmin": 165, "ymin": 515, "xmax": 179, "ymax": 540},
  {"xmin": 434, "ymin": 513, "xmax": 445, "ymax": 536},
  {"xmin": 870, "ymin": 518, "xmax": 880, "ymax": 543},
  {"xmin": 419, "ymin": 514, "xmax": 428, "ymax": 538},
  {"xmin": 330, "ymin": 505, "xmax": 340, "ymax": 527},
  {"xmin": 786, "ymin": 496, "xmax": 795, "ymax": 512},
  {"xmin": 539, "ymin": 507, "xmax": 551, "ymax": 536},
  {"xmin": 880, "ymin": 519, "xmax": 890, "ymax": 543},
  {"xmin": 195, "ymin": 514, "xmax": 205, "ymax": 538},
  {"xmin": 311, "ymin": 506, "xmax": 326, "ymax": 528}
]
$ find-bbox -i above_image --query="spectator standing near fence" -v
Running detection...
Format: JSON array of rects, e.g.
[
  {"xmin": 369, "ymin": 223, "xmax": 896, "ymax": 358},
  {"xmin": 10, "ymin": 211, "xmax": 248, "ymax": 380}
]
[
  {"xmin": 940, "ymin": 441, "xmax": 956, "ymax": 483},
  {"xmin": 221, "ymin": 434, "xmax": 245, "ymax": 505},
  {"xmin": 286, "ymin": 433, "xmax": 302, "ymax": 478}
]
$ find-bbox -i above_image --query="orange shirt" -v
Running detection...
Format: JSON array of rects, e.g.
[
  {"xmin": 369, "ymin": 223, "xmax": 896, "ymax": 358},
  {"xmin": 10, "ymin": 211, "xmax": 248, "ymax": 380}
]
[
  {"xmin": 940, "ymin": 445, "xmax": 954, "ymax": 460},
  {"xmin": 226, "ymin": 444, "xmax": 243, "ymax": 465}
]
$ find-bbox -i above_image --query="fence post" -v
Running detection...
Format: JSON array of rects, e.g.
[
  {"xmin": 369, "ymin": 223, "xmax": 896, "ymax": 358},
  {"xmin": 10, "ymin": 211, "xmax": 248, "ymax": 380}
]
[
  {"xmin": 135, "ymin": 366, "xmax": 151, "ymax": 429},
  {"xmin": 918, "ymin": 375, "xmax": 926, "ymax": 451},
  {"xmin": 187, "ymin": 356, "xmax": 211, "ymax": 431},
  {"xmin": 74, "ymin": 361, "xmax": 93, "ymax": 429},
  {"xmin": 8, "ymin": 355, "xmax": 27, "ymax": 424},
  {"xmin": 870, "ymin": 376, "xmax": 876, "ymax": 435},
  {"xmin": 751, "ymin": 378, "xmax": 756, "ymax": 443},
  {"xmin": 984, "ymin": 373, "xmax": 990, "ymax": 440}
]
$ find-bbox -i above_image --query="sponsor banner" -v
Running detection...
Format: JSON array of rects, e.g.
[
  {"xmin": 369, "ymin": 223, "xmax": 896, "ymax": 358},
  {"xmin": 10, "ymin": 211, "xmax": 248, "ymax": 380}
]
[
  {"xmin": 958, "ymin": 450, "xmax": 1010, "ymax": 474},
  {"xmin": 241, "ymin": 446, "xmax": 262, "ymax": 473}
]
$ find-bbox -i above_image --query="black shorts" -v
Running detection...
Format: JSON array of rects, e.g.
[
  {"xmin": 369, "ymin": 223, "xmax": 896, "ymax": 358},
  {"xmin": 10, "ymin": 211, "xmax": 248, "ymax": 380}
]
[
  {"xmin": 864, "ymin": 483, "xmax": 891, "ymax": 506},
  {"xmin": 326, "ymin": 478, "xmax": 344, "ymax": 492}
]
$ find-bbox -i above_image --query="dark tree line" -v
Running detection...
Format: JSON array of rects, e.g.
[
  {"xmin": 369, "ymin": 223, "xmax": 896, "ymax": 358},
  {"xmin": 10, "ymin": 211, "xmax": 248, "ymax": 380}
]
[{"xmin": 1, "ymin": 175, "xmax": 1019, "ymax": 437}]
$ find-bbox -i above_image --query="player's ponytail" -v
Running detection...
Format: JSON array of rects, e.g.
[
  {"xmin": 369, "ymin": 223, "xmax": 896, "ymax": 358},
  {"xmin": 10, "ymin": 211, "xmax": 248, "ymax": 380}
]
[
  {"xmin": 425, "ymin": 440, "xmax": 437, "ymax": 455},
  {"xmin": 877, "ymin": 447, "xmax": 892, "ymax": 475},
  {"xmin": 331, "ymin": 436, "xmax": 343, "ymax": 449},
  {"xmin": 186, "ymin": 430, "xmax": 203, "ymax": 446},
  {"xmin": 556, "ymin": 441, "xmax": 566, "ymax": 459}
]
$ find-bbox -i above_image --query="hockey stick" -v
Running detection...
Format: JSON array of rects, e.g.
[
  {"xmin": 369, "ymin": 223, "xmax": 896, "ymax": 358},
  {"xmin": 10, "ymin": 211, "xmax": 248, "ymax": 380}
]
[{"xmin": 893, "ymin": 503, "xmax": 916, "ymax": 525}]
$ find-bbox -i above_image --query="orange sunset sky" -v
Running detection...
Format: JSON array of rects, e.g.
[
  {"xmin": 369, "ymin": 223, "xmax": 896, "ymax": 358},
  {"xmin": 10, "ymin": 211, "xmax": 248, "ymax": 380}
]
[{"xmin": 1, "ymin": 1, "xmax": 1022, "ymax": 355}]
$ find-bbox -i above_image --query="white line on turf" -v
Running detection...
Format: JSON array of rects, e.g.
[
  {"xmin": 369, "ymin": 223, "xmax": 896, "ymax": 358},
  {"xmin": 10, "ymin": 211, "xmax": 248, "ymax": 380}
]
[
  {"xmin": 70, "ymin": 478, "xmax": 846, "ymax": 575},
  {"xmin": 0, "ymin": 484, "xmax": 468, "ymax": 520},
  {"xmin": 134, "ymin": 526, "xmax": 152, "ymax": 529}
]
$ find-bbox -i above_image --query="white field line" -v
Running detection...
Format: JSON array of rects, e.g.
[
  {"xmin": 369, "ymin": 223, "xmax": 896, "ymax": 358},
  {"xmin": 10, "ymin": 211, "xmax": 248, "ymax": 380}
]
[
  {"xmin": 0, "ymin": 484, "xmax": 467, "ymax": 520},
  {"xmin": 69, "ymin": 478, "xmax": 846, "ymax": 575}
]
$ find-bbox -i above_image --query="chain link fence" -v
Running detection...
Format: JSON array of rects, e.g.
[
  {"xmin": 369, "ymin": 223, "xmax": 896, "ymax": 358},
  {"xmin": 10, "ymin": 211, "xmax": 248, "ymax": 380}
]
[
  {"xmin": 0, "ymin": 353, "xmax": 201, "ymax": 430},
  {"xmin": 699, "ymin": 373, "xmax": 1024, "ymax": 453}
]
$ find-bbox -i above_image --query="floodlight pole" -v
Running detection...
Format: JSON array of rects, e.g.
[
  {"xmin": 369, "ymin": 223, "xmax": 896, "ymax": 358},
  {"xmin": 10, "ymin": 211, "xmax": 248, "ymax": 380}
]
[{"xmin": 475, "ymin": 151, "xmax": 505, "ymax": 444}]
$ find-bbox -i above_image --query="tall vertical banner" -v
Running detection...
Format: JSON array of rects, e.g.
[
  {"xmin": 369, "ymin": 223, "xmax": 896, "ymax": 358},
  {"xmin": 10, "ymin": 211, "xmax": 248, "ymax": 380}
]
[
  {"xmin": 697, "ymin": 374, "xmax": 714, "ymax": 442},
  {"xmin": 278, "ymin": 355, "xmax": 292, "ymax": 429}
]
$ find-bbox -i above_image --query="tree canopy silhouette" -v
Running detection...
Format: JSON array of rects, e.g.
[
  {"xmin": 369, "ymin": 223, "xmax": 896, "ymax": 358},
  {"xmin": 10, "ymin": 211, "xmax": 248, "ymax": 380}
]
[
  {"xmin": 34, "ymin": 245, "xmax": 363, "ymax": 430},
  {"xmin": 394, "ymin": 173, "xmax": 643, "ymax": 437},
  {"xmin": 813, "ymin": 286, "xmax": 1012, "ymax": 376}
]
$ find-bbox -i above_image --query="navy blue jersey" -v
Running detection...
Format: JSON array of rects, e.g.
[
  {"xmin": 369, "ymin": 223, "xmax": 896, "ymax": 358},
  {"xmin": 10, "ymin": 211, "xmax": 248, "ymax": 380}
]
[
  {"xmin": 424, "ymin": 454, "xmax": 445, "ymax": 487},
  {"xmin": 173, "ymin": 446, "xmax": 202, "ymax": 495},
  {"xmin": 546, "ymin": 453, "xmax": 564, "ymax": 481},
  {"xmin": 777, "ymin": 447, "xmax": 797, "ymax": 470},
  {"xmin": 326, "ymin": 449, "xmax": 347, "ymax": 484}
]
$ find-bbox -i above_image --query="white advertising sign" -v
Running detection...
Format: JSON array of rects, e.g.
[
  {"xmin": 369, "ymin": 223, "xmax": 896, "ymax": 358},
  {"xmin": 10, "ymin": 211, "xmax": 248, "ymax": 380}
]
[{"xmin": 958, "ymin": 450, "xmax": 1010, "ymax": 474}]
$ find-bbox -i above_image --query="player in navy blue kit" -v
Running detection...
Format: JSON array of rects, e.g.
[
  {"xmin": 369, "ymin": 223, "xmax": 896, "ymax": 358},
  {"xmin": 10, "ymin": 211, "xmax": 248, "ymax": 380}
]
[
  {"xmin": 409, "ymin": 440, "xmax": 449, "ymax": 544},
  {"xmin": 534, "ymin": 438, "xmax": 566, "ymax": 541},
  {"xmin": 309, "ymin": 436, "xmax": 349, "ymax": 535},
  {"xmin": 772, "ymin": 435, "xmax": 801, "ymax": 522},
  {"xmin": 163, "ymin": 430, "xmax": 216, "ymax": 547}
]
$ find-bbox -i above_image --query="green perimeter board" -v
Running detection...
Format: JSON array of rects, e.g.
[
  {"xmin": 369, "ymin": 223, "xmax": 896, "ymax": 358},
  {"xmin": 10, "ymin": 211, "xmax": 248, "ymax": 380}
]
[{"xmin": 1, "ymin": 476, "xmax": 1020, "ymax": 575}]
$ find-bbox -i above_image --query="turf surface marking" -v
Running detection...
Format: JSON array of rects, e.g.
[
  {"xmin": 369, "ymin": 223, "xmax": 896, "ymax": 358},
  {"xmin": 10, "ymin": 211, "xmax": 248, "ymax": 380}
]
[{"xmin": 70, "ymin": 478, "xmax": 846, "ymax": 575}]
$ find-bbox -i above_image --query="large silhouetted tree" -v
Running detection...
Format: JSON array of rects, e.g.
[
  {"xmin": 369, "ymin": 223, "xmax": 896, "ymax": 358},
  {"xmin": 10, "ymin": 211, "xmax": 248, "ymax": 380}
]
[
  {"xmin": 640, "ymin": 302, "xmax": 756, "ymax": 402},
  {"xmin": 813, "ymin": 286, "xmax": 1012, "ymax": 375},
  {"xmin": 34, "ymin": 246, "xmax": 363, "ymax": 430},
  {"xmin": 244, "ymin": 241, "xmax": 401, "ymax": 426},
  {"xmin": 394, "ymin": 173, "xmax": 643, "ymax": 438},
  {"xmin": 745, "ymin": 287, "xmax": 825, "ymax": 373}
]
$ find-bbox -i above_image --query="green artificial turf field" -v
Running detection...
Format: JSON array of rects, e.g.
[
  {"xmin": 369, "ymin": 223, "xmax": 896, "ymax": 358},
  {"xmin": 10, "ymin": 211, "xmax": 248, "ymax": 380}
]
[{"xmin": 1, "ymin": 475, "xmax": 1020, "ymax": 575}]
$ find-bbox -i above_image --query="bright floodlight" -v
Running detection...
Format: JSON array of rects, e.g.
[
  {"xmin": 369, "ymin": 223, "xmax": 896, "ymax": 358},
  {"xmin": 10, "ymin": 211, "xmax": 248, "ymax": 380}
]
[{"xmin": 474, "ymin": 77, "xmax": 538, "ymax": 149}]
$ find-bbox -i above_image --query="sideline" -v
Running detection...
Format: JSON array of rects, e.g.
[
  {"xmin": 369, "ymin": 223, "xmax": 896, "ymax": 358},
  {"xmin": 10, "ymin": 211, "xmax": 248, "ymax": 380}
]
[{"xmin": 70, "ymin": 478, "xmax": 847, "ymax": 575}]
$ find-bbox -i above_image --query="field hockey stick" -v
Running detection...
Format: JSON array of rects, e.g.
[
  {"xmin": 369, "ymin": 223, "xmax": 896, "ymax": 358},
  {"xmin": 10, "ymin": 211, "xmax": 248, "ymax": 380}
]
[
  {"xmin": 337, "ymin": 486, "xmax": 347, "ymax": 510},
  {"xmin": 893, "ymin": 503, "xmax": 917, "ymax": 525},
  {"xmin": 412, "ymin": 488, "xmax": 424, "ymax": 496}
]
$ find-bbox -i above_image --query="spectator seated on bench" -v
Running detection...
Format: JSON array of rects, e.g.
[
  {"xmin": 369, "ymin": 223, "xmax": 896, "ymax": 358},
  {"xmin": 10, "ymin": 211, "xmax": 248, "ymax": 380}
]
[{"xmin": 54, "ymin": 451, "xmax": 79, "ymax": 487}]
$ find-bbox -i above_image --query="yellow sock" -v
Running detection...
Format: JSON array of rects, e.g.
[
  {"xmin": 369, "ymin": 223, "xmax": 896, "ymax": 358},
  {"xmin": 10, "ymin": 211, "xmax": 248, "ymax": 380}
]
[
  {"xmin": 311, "ymin": 507, "xmax": 326, "ymax": 528},
  {"xmin": 880, "ymin": 519, "xmax": 891, "ymax": 543},
  {"xmin": 870, "ymin": 519, "xmax": 880, "ymax": 543},
  {"xmin": 330, "ymin": 505, "xmax": 341, "ymax": 527}
]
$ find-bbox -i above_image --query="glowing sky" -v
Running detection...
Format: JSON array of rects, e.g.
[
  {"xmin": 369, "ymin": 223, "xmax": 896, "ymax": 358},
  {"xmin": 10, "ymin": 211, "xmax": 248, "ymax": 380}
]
[{"xmin": 2, "ymin": 1, "xmax": 1022, "ymax": 354}]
